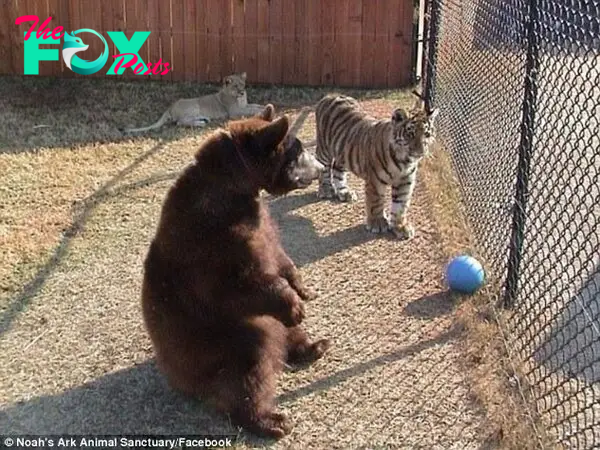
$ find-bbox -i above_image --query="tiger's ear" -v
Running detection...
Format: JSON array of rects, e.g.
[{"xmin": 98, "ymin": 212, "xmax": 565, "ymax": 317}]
[
  {"xmin": 412, "ymin": 97, "xmax": 423, "ymax": 111},
  {"xmin": 428, "ymin": 108, "xmax": 440, "ymax": 123},
  {"xmin": 259, "ymin": 104, "xmax": 275, "ymax": 122},
  {"xmin": 392, "ymin": 108, "xmax": 409, "ymax": 123},
  {"xmin": 240, "ymin": 72, "xmax": 247, "ymax": 81}
]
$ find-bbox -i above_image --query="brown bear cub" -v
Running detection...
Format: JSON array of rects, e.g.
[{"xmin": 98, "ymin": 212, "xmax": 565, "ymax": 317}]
[{"xmin": 141, "ymin": 104, "xmax": 330, "ymax": 438}]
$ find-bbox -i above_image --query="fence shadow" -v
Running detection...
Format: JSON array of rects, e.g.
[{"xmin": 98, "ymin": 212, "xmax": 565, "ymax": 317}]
[
  {"xmin": 0, "ymin": 143, "xmax": 179, "ymax": 338},
  {"xmin": 278, "ymin": 324, "xmax": 462, "ymax": 404},
  {"xmin": 403, "ymin": 290, "xmax": 464, "ymax": 319},
  {"xmin": 0, "ymin": 75, "xmax": 397, "ymax": 154},
  {"xmin": 266, "ymin": 192, "xmax": 385, "ymax": 268},
  {"xmin": 0, "ymin": 325, "xmax": 460, "ymax": 440},
  {"xmin": 0, "ymin": 76, "xmax": 220, "ymax": 154},
  {"xmin": 533, "ymin": 264, "xmax": 600, "ymax": 384},
  {"xmin": 0, "ymin": 163, "xmax": 375, "ymax": 340},
  {"xmin": 0, "ymin": 360, "xmax": 230, "ymax": 436}
]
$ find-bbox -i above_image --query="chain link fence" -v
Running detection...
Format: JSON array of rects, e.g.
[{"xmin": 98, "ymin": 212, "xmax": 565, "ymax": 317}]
[{"xmin": 423, "ymin": 0, "xmax": 600, "ymax": 447}]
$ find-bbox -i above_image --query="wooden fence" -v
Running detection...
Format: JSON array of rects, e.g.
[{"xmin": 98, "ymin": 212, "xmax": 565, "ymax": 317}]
[{"xmin": 0, "ymin": 0, "xmax": 418, "ymax": 88}]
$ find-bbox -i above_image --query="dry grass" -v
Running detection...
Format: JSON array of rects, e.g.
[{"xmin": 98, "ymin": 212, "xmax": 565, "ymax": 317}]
[
  {"xmin": 0, "ymin": 74, "xmax": 539, "ymax": 448},
  {"xmin": 419, "ymin": 143, "xmax": 554, "ymax": 449}
]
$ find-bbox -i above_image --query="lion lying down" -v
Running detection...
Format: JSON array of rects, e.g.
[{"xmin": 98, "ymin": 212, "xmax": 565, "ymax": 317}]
[{"xmin": 122, "ymin": 72, "xmax": 266, "ymax": 133}]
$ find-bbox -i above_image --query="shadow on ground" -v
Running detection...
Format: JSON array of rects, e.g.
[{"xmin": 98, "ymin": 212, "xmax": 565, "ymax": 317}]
[
  {"xmin": 533, "ymin": 264, "xmax": 600, "ymax": 384},
  {"xmin": 0, "ymin": 76, "xmax": 215, "ymax": 153},
  {"xmin": 403, "ymin": 290, "xmax": 464, "ymax": 319},
  {"xmin": 0, "ymin": 325, "xmax": 460, "ymax": 440},
  {"xmin": 0, "ymin": 142, "xmax": 179, "ymax": 338},
  {"xmin": 267, "ymin": 192, "xmax": 385, "ymax": 268},
  {"xmin": 0, "ymin": 75, "xmax": 400, "ymax": 153},
  {"xmin": 1, "ymin": 187, "xmax": 379, "ymax": 339}
]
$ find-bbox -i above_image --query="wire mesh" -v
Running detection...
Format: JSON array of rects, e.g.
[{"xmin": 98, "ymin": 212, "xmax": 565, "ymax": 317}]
[{"xmin": 424, "ymin": 0, "xmax": 600, "ymax": 447}]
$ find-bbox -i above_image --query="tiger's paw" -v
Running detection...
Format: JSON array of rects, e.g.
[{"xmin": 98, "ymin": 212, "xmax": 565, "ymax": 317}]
[
  {"xmin": 392, "ymin": 223, "xmax": 415, "ymax": 240},
  {"xmin": 335, "ymin": 189, "xmax": 358, "ymax": 203},
  {"xmin": 366, "ymin": 216, "xmax": 391, "ymax": 234}
]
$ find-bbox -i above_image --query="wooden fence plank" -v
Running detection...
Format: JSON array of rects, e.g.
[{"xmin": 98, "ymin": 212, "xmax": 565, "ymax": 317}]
[
  {"xmin": 110, "ymin": 0, "xmax": 126, "ymax": 79},
  {"xmin": 121, "ymin": 0, "xmax": 136, "ymax": 79},
  {"xmin": 183, "ymin": 0, "xmax": 197, "ymax": 81},
  {"xmin": 388, "ymin": 0, "xmax": 406, "ymax": 87},
  {"xmin": 0, "ymin": 1, "xmax": 14, "ymax": 75},
  {"xmin": 400, "ymin": 0, "xmax": 416, "ymax": 85},
  {"xmin": 360, "ymin": 0, "xmax": 376, "ymax": 87},
  {"xmin": 158, "ymin": 0, "xmax": 172, "ymax": 82},
  {"xmin": 146, "ymin": 0, "xmax": 160, "ymax": 79},
  {"xmin": 66, "ymin": 0, "xmax": 83, "ymax": 77},
  {"xmin": 256, "ymin": 0, "xmax": 270, "ymax": 83},
  {"xmin": 219, "ymin": 0, "xmax": 233, "ymax": 78},
  {"xmin": 294, "ymin": 0, "xmax": 308, "ymax": 85},
  {"xmin": 334, "ymin": 0, "xmax": 351, "ymax": 86},
  {"xmin": 268, "ymin": 0, "xmax": 283, "ymax": 84},
  {"xmin": 10, "ymin": 0, "xmax": 24, "ymax": 76},
  {"xmin": 22, "ymin": 0, "xmax": 53, "ymax": 77},
  {"xmin": 100, "ymin": 0, "xmax": 116, "ymax": 77},
  {"xmin": 306, "ymin": 0, "xmax": 322, "ymax": 86},
  {"xmin": 373, "ymin": 0, "xmax": 391, "ymax": 87},
  {"xmin": 138, "ymin": 0, "xmax": 151, "ymax": 78},
  {"xmin": 205, "ymin": 0, "xmax": 222, "ymax": 82},
  {"xmin": 231, "ymin": 0, "xmax": 244, "ymax": 76},
  {"xmin": 320, "ymin": 0, "xmax": 335, "ymax": 85},
  {"xmin": 244, "ymin": 0, "xmax": 258, "ymax": 82},
  {"xmin": 170, "ymin": 0, "xmax": 186, "ymax": 80},
  {"xmin": 45, "ymin": 0, "xmax": 63, "ymax": 76},
  {"xmin": 347, "ymin": 0, "xmax": 362, "ymax": 87},
  {"xmin": 281, "ymin": 0, "xmax": 295, "ymax": 85},
  {"xmin": 195, "ymin": 0, "xmax": 207, "ymax": 80},
  {"xmin": 85, "ymin": 3, "xmax": 105, "ymax": 78}
]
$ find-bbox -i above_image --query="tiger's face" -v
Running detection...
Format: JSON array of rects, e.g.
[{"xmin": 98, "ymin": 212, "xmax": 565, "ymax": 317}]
[
  {"xmin": 391, "ymin": 107, "xmax": 439, "ymax": 159},
  {"xmin": 222, "ymin": 72, "xmax": 248, "ymax": 100}
]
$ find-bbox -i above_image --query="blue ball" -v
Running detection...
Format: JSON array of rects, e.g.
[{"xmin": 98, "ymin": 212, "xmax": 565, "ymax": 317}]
[{"xmin": 446, "ymin": 255, "xmax": 485, "ymax": 294}]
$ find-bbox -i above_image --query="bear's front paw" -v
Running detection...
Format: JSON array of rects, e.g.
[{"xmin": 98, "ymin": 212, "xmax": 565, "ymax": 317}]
[
  {"xmin": 281, "ymin": 300, "xmax": 305, "ymax": 327},
  {"xmin": 296, "ymin": 286, "xmax": 318, "ymax": 302}
]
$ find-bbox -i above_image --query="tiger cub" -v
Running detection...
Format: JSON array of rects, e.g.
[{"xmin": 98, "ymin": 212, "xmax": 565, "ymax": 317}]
[{"xmin": 315, "ymin": 94, "xmax": 439, "ymax": 239}]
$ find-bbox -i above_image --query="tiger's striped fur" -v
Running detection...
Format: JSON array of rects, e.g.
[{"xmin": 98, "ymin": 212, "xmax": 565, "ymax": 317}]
[{"xmin": 315, "ymin": 94, "xmax": 439, "ymax": 239}]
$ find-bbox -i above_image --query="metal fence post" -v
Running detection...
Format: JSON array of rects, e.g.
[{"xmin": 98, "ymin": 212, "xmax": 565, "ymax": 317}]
[
  {"xmin": 503, "ymin": 0, "xmax": 540, "ymax": 308},
  {"xmin": 423, "ymin": 0, "xmax": 441, "ymax": 113}
]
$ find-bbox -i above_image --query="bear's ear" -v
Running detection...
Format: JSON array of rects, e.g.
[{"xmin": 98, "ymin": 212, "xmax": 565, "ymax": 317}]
[
  {"xmin": 282, "ymin": 107, "xmax": 310, "ymax": 149},
  {"xmin": 259, "ymin": 104, "xmax": 275, "ymax": 122},
  {"xmin": 257, "ymin": 116, "xmax": 289, "ymax": 151}
]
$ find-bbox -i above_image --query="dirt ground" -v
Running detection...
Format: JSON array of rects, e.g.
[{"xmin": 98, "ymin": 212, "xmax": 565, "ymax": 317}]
[{"xmin": 0, "ymin": 76, "xmax": 494, "ymax": 449}]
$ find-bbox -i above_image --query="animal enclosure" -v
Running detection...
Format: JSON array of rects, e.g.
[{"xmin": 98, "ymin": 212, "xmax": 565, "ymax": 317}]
[
  {"xmin": 424, "ymin": 0, "xmax": 600, "ymax": 447},
  {"xmin": 1, "ymin": 0, "xmax": 418, "ymax": 88},
  {"xmin": 0, "ymin": 77, "xmax": 493, "ymax": 447}
]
